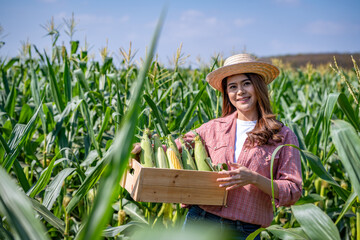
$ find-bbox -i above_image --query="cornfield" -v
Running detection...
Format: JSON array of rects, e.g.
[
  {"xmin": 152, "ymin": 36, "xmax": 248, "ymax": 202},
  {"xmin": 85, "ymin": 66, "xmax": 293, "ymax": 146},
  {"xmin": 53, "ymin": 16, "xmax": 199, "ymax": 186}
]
[{"xmin": 1, "ymin": 15, "xmax": 360, "ymax": 240}]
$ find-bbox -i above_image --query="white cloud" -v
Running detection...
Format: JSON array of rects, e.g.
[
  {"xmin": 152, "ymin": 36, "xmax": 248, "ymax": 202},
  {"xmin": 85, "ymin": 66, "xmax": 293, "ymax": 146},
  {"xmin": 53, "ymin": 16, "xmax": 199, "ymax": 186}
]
[
  {"xmin": 180, "ymin": 10, "xmax": 204, "ymax": 21},
  {"xmin": 168, "ymin": 9, "xmax": 221, "ymax": 39},
  {"xmin": 53, "ymin": 12, "xmax": 129, "ymax": 26},
  {"xmin": 305, "ymin": 20, "xmax": 345, "ymax": 35},
  {"xmin": 233, "ymin": 18, "xmax": 254, "ymax": 27}
]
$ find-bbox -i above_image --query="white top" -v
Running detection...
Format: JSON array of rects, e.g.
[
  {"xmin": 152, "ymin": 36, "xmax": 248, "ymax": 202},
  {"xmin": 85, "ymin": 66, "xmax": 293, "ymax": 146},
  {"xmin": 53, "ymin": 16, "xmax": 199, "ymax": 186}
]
[{"xmin": 234, "ymin": 119, "xmax": 257, "ymax": 162}]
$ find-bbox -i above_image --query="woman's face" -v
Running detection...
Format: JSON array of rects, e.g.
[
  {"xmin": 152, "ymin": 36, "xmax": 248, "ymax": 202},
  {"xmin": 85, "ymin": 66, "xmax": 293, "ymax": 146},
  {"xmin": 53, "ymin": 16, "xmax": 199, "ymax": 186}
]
[{"xmin": 226, "ymin": 74, "xmax": 258, "ymax": 121}]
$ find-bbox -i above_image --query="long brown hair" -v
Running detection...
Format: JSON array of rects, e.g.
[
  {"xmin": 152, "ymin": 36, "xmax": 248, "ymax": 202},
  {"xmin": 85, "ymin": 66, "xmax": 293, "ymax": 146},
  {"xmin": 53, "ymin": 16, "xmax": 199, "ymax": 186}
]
[{"xmin": 221, "ymin": 73, "xmax": 283, "ymax": 146}]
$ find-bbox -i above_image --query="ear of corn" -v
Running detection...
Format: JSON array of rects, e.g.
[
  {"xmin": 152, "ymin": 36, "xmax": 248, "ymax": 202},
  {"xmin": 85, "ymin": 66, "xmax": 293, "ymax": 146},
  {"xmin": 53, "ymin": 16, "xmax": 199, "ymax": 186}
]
[
  {"xmin": 153, "ymin": 134, "xmax": 169, "ymax": 168},
  {"xmin": 166, "ymin": 135, "xmax": 181, "ymax": 160},
  {"xmin": 156, "ymin": 146, "xmax": 169, "ymax": 168},
  {"xmin": 179, "ymin": 137, "xmax": 197, "ymax": 170},
  {"xmin": 140, "ymin": 129, "xmax": 155, "ymax": 168},
  {"xmin": 194, "ymin": 135, "xmax": 212, "ymax": 171},
  {"xmin": 166, "ymin": 147, "xmax": 183, "ymax": 169},
  {"xmin": 153, "ymin": 134, "xmax": 162, "ymax": 150}
]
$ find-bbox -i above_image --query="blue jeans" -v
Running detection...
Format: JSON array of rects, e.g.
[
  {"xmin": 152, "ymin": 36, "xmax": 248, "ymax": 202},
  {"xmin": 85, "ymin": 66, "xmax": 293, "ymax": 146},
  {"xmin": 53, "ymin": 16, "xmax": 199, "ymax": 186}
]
[{"xmin": 183, "ymin": 205, "xmax": 261, "ymax": 240}]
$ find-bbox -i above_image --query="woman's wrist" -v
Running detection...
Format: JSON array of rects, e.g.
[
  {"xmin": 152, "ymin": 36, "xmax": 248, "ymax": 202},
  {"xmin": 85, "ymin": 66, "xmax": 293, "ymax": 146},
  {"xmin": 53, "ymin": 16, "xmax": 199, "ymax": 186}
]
[{"xmin": 251, "ymin": 171, "xmax": 260, "ymax": 186}]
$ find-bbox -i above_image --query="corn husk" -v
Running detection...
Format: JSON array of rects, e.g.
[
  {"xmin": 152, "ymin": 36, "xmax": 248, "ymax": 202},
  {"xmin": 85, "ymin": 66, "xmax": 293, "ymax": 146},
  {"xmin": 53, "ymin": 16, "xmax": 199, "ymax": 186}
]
[
  {"xmin": 179, "ymin": 137, "xmax": 197, "ymax": 170},
  {"xmin": 140, "ymin": 129, "xmax": 155, "ymax": 167},
  {"xmin": 156, "ymin": 146, "xmax": 169, "ymax": 169},
  {"xmin": 194, "ymin": 135, "xmax": 212, "ymax": 171},
  {"xmin": 166, "ymin": 135, "xmax": 181, "ymax": 160},
  {"xmin": 153, "ymin": 134, "xmax": 169, "ymax": 168}
]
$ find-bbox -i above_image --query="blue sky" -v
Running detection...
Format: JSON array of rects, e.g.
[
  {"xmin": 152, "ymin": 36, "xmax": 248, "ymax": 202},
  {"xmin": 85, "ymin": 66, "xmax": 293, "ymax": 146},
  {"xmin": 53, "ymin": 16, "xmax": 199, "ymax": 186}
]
[{"xmin": 1, "ymin": 0, "xmax": 360, "ymax": 67}]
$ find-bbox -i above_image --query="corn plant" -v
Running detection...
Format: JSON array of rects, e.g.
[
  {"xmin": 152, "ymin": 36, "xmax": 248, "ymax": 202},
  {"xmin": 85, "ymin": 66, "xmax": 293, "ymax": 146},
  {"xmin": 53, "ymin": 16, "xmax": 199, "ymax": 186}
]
[{"xmin": 1, "ymin": 13, "xmax": 360, "ymax": 240}]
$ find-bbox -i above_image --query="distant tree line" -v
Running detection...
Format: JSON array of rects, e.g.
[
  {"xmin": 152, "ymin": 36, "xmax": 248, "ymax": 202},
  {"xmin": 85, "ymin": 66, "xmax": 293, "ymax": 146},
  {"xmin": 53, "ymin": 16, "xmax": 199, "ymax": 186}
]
[{"xmin": 261, "ymin": 53, "xmax": 360, "ymax": 69}]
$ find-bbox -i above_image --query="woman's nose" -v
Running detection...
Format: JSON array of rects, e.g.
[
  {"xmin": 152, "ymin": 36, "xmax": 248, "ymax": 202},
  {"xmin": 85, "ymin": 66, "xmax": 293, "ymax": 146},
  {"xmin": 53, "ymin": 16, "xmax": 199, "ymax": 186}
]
[{"xmin": 237, "ymin": 86, "xmax": 245, "ymax": 95}]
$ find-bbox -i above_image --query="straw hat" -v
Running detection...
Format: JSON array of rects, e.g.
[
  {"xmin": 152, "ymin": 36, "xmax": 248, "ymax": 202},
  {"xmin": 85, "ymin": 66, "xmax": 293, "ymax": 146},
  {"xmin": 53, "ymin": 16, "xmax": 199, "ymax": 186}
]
[{"xmin": 206, "ymin": 54, "xmax": 279, "ymax": 92}]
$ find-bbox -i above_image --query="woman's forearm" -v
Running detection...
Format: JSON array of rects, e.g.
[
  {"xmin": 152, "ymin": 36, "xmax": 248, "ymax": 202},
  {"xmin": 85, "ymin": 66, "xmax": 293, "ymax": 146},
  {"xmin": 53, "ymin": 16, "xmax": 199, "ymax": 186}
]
[{"xmin": 252, "ymin": 172, "xmax": 279, "ymax": 198}]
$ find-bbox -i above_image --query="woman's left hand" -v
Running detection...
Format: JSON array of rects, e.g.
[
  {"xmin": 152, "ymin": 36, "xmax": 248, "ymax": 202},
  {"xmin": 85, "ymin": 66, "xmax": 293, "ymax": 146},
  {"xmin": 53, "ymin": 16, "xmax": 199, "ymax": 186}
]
[{"xmin": 217, "ymin": 163, "xmax": 257, "ymax": 191}]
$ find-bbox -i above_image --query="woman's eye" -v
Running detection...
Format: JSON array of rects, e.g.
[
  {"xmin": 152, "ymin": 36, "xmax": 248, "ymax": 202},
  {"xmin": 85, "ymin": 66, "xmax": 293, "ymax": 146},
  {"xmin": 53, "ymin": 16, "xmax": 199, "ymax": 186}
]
[{"xmin": 244, "ymin": 81, "xmax": 251, "ymax": 86}]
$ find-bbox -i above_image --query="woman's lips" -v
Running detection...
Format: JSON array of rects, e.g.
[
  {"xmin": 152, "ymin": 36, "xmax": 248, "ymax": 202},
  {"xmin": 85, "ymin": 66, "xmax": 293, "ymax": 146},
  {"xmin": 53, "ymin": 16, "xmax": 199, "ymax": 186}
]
[{"xmin": 237, "ymin": 97, "xmax": 250, "ymax": 103}]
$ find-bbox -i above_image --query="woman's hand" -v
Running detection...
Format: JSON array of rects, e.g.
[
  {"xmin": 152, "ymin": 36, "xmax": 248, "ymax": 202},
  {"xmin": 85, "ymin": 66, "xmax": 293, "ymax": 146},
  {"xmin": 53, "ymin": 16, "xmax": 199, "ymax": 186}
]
[
  {"xmin": 217, "ymin": 163, "xmax": 257, "ymax": 191},
  {"xmin": 131, "ymin": 143, "xmax": 141, "ymax": 160},
  {"xmin": 217, "ymin": 163, "xmax": 280, "ymax": 198},
  {"xmin": 131, "ymin": 142, "xmax": 141, "ymax": 154}
]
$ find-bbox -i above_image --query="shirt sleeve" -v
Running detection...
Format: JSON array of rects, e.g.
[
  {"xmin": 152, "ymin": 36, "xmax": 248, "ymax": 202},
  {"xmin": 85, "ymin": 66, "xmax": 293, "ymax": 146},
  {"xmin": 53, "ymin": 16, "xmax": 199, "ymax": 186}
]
[
  {"xmin": 174, "ymin": 123, "xmax": 208, "ymax": 152},
  {"xmin": 273, "ymin": 133, "xmax": 302, "ymax": 207}
]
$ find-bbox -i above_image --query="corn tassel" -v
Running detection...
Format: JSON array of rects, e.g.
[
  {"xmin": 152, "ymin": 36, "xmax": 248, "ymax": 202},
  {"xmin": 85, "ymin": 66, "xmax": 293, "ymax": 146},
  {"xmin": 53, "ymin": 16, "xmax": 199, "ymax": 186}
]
[
  {"xmin": 140, "ymin": 129, "xmax": 155, "ymax": 167},
  {"xmin": 179, "ymin": 137, "xmax": 197, "ymax": 170},
  {"xmin": 166, "ymin": 147, "xmax": 183, "ymax": 169},
  {"xmin": 194, "ymin": 135, "xmax": 212, "ymax": 171}
]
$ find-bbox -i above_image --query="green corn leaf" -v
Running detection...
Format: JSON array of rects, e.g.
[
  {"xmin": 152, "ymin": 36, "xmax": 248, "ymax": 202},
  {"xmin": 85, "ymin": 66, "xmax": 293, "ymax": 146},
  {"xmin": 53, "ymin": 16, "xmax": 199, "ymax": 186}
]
[
  {"xmin": 0, "ymin": 168, "xmax": 49, "ymax": 240},
  {"xmin": 4, "ymin": 79, "xmax": 16, "ymax": 118},
  {"xmin": 335, "ymin": 191, "xmax": 357, "ymax": 225},
  {"xmin": 13, "ymin": 159, "xmax": 30, "ymax": 192},
  {"xmin": 73, "ymin": 69, "xmax": 99, "ymax": 109},
  {"xmin": 79, "ymin": 89, "xmax": 102, "ymax": 158},
  {"xmin": 3, "ymin": 104, "xmax": 41, "ymax": 172},
  {"xmin": 77, "ymin": 9, "xmax": 165, "ymax": 240},
  {"xmin": 331, "ymin": 120, "xmax": 360, "ymax": 198},
  {"xmin": 46, "ymin": 99, "xmax": 82, "ymax": 153},
  {"xmin": 102, "ymin": 222, "xmax": 138, "ymax": 237},
  {"xmin": 266, "ymin": 225, "xmax": 310, "ymax": 240},
  {"xmin": 96, "ymin": 106, "xmax": 111, "ymax": 143},
  {"xmin": 295, "ymin": 194, "xmax": 325, "ymax": 205},
  {"xmin": 18, "ymin": 104, "xmax": 32, "ymax": 124},
  {"xmin": 0, "ymin": 222, "xmax": 14, "ymax": 240},
  {"xmin": 0, "ymin": 133, "xmax": 10, "ymax": 154},
  {"xmin": 27, "ymin": 152, "xmax": 58, "ymax": 198},
  {"xmin": 179, "ymin": 83, "xmax": 207, "ymax": 132},
  {"xmin": 70, "ymin": 40, "xmax": 79, "ymax": 55},
  {"xmin": 144, "ymin": 94, "xmax": 170, "ymax": 136},
  {"xmin": 1, "ymin": 69, "xmax": 10, "ymax": 97},
  {"xmin": 65, "ymin": 151, "xmax": 110, "ymax": 214},
  {"xmin": 45, "ymin": 52, "xmax": 65, "ymax": 113},
  {"xmin": 245, "ymin": 227, "xmax": 266, "ymax": 240},
  {"xmin": 43, "ymin": 168, "xmax": 76, "ymax": 210},
  {"xmin": 28, "ymin": 197, "xmax": 65, "ymax": 234},
  {"xmin": 337, "ymin": 93, "xmax": 360, "ymax": 132},
  {"xmin": 157, "ymin": 81, "xmax": 181, "ymax": 106},
  {"xmin": 123, "ymin": 203, "xmax": 148, "ymax": 225},
  {"xmin": 291, "ymin": 204, "xmax": 340, "ymax": 240},
  {"xmin": 302, "ymin": 150, "xmax": 349, "ymax": 200},
  {"xmin": 63, "ymin": 54, "xmax": 72, "ymax": 103},
  {"xmin": 3, "ymin": 57, "xmax": 19, "ymax": 72},
  {"xmin": 307, "ymin": 105, "xmax": 324, "ymax": 153},
  {"xmin": 29, "ymin": 61, "xmax": 47, "ymax": 134}
]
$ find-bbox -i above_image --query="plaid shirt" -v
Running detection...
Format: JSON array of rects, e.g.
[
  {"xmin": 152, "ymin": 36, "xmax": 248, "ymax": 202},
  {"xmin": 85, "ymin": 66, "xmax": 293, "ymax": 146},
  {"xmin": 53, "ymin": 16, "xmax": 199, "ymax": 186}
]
[{"xmin": 179, "ymin": 111, "xmax": 302, "ymax": 227}]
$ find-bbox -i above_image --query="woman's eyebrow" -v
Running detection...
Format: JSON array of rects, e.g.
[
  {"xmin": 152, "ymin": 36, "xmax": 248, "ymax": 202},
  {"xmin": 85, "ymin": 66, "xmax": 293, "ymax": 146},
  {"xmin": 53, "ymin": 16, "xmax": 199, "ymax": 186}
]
[{"xmin": 227, "ymin": 78, "xmax": 250, "ymax": 86}]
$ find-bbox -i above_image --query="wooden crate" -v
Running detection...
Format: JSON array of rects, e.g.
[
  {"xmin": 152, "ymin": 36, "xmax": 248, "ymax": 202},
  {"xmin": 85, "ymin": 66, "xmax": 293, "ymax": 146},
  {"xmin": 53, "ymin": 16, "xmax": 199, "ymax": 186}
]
[{"xmin": 121, "ymin": 159, "xmax": 228, "ymax": 206}]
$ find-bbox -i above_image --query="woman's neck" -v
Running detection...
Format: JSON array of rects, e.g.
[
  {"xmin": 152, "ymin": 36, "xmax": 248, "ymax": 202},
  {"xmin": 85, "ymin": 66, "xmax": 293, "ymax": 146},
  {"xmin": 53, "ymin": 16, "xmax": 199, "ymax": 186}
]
[{"xmin": 237, "ymin": 110, "xmax": 258, "ymax": 121}]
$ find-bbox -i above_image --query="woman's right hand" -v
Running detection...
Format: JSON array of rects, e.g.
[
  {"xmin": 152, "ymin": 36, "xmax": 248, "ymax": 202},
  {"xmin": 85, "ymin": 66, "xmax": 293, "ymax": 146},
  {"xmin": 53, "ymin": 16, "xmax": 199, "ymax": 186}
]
[{"xmin": 131, "ymin": 143, "xmax": 141, "ymax": 160}]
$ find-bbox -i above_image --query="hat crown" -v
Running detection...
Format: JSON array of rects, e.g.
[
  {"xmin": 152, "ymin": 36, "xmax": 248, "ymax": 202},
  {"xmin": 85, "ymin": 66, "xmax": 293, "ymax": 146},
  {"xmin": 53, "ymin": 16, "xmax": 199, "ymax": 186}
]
[{"xmin": 224, "ymin": 54, "xmax": 256, "ymax": 67}]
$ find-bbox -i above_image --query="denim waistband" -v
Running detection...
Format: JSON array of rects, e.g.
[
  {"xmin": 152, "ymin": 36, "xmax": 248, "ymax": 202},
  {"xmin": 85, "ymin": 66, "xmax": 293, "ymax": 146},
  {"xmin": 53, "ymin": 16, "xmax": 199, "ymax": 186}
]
[{"xmin": 190, "ymin": 205, "xmax": 261, "ymax": 229}]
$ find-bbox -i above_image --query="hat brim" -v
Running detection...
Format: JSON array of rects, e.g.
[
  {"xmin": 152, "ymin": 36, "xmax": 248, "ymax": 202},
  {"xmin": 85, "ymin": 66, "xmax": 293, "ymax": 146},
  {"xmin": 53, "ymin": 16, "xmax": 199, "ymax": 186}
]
[{"xmin": 206, "ymin": 61, "xmax": 279, "ymax": 92}]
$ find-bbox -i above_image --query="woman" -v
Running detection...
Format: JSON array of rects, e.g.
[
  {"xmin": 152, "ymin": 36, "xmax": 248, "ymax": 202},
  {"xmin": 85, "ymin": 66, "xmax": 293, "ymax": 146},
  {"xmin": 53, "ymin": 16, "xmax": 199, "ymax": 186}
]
[{"xmin": 179, "ymin": 54, "xmax": 302, "ymax": 239}]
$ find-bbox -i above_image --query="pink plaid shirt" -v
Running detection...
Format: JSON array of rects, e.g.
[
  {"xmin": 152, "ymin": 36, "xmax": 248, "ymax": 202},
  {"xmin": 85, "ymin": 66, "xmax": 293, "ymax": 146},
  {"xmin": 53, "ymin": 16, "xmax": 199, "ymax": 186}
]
[{"xmin": 178, "ymin": 111, "xmax": 302, "ymax": 227}]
